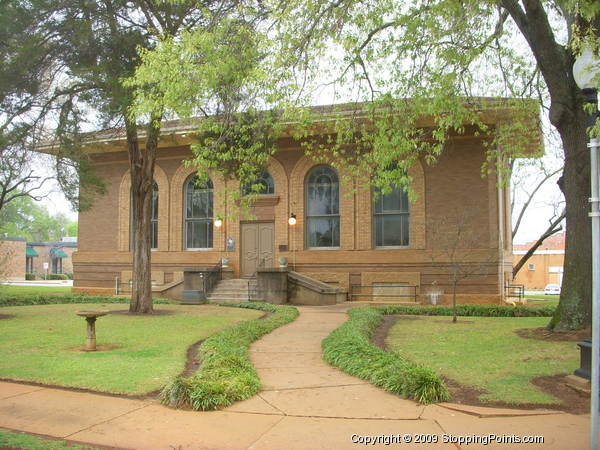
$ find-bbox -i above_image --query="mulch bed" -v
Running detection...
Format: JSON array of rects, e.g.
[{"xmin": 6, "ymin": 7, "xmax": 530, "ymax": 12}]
[
  {"xmin": 443, "ymin": 375, "xmax": 589, "ymax": 414},
  {"xmin": 371, "ymin": 315, "xmax": 412, "ymax": 351},
  {"xmin": 181, "ymin": 340, "xmax": 204, "ymax": 378},
  {"xmin": 0, "ymin": 315, "xmax": 14, "ymax": 320},
  {"xmin": 372, "ymin": 314, "xmax": 590, "ymax": 413},
  {"xmin": 515, "ymin": 327, "xmax": 590, "ymax": 342}
]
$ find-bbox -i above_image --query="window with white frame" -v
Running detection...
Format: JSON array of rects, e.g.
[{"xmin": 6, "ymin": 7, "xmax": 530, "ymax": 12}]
[
  {"xmin": 373, "ymin": 185, "xmax": 409, "ymax": 247},
  {"xmin": 528, "ymin": 263, "xmax": 536, "ymax": 271},
  {"xmin": 305, "ymin": 166, "xmax": 340, "ymax": 248},
  {"xmin": 185, "ymin": 176, "xmax": 213, "ymax": 249}
]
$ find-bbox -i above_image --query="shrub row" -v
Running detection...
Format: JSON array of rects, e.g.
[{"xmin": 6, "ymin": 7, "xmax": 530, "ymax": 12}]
[
  {"xmin": 23, "ymin": 273, "xmax": 73, "ymax": 281},
  {"xmin": 374, "ymin": 303, "xmax": 555, "ymax": 317},
  {"xmin": 322, "ymin": 306, "xmax": 450, "ymax": 404},
  {"xmin": 160, "ymin": 302, "xmax": 299, "ymax": 410},
  {"xmin": 0, "ymin": 293, "xmax": 175, "ymax": 307}
]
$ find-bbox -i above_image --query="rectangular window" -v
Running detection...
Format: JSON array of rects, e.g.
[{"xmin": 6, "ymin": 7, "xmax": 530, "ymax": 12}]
[
  {"xmin": 306, "ymin": 216, "xmax": 340, "ymax": 248},
  {"xmin": 186, "ymin": 220, "xmax": 213, "ymax": 249},
  {"xmin": 374, "ymin": 186, "xmax": 409, "ymax": 247},
  {"xmin": 528, "ymin": 263, "xmax": 535, "ymax": 271}
]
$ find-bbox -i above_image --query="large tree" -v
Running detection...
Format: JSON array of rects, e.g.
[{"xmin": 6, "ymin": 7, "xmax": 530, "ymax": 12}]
[
  {"xmin": 269, "ymin": 0, "xmax": 599, "ymax": 330},
  {"xmin": 0, "ymin": 0, "xmax": 104, "ymax": 216},
  {"xmin": 46, "ymin": 0, "xmax": 252, "ymax": 313}
]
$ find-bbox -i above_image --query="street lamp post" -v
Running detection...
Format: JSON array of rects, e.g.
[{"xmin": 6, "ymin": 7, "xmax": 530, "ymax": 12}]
[
  {"xmin": 288, "ymin": 213, "xmax": 297, "ymax": 270},
  {"xmin": 214, "ymin": 217, "xmax": 224, "ymax": 266},
  {"xmin": 573, "ymin": 44, "xmax": 600, "ymax": 450}
]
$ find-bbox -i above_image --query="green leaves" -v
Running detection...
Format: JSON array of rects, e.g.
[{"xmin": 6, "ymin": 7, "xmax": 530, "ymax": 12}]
[
  {"xmin": 160, "ymin": 302, "xmax": 299, "ymax": 410},
  {"xmin": 322, "ymin": 306, "xmax": 450, "ymax": 404}
]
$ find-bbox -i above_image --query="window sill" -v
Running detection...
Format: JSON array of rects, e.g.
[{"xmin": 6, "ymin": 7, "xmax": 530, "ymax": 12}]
[
  {"xmin": 374, "ymin": 246, "xmax": 410, "ymax": 250},
  {"xmin": 305, "ymin": 247, "xmax": 341, "ymax": 251},
  {"xmin": 185, "ymin": 248, "xmax": 215, "ymax": 251}
]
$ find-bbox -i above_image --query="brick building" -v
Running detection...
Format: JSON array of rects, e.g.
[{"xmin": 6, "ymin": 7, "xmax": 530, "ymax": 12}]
[
  {"xmin": 68, "ymin": 102, "xmax": 541, "ymax": 304},
  {"xmin": 26, "ymin": 241, "xmax": 77, "ymax": 276},
  {"xmin": 0, "ymin": 238, "xmax": 26, "ymax": 281},
  {"xmin": 513, "ymin": 233, "xmax": 564, "ymax": 290}
]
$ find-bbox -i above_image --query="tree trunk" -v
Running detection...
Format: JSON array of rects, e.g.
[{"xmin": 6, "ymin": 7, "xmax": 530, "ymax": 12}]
[
  {"xmin": 549, "ymin": 108, "xmax": 593, "ymax": 330},
  {"xmin": 126, "ymin": 115, "xmax": 161, "ymax": 314},
  {"xmin": 452, "ymin": 280, "xmax": 458, "ymax": 323},
  {"xmin": 498, "ymin": 2, "xmax": 597, "ymax": 331}
]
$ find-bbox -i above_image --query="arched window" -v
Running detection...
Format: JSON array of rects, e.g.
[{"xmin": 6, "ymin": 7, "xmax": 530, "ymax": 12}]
[
  {"xmin": 373, "ymin": 185, "xmax": 409, "ymax": 247},
  {"xmin": 305, "ymin": 166, "xmax": 340, "ymax": 248},
  {"xmin": 243, "ymin": 171, "xmax": 275, "ymax": 195},
  {"xmin": 130, "ymin": 182, "xmax": 159, "ymax": 250},
  {"xmin": 185, "ymin": 176, "xmax": 213, "ymax": 249}
]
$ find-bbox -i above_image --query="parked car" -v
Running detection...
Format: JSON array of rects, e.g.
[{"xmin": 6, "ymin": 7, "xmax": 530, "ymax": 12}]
[{"xmin": 544, "ymin": 284, "xmax": 561, "ymax": 295}]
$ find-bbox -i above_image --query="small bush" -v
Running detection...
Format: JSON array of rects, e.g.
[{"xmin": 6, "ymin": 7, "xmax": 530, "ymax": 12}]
[
  {"xmin": 322, "ymin": 307, "xmax": 450, "ymax": 404},
  {"xmin": 374, "ymin": 304, "xmax": 555, "ymax": 317},
  {"xmin": 25, "ymin": 273, "xmax": 36, "ymax": 281},
  {"xmin": 161, "ymin": 302, "xmax": 299, "ymax": 410},
  {"xmin": 0, "ymin": 293, "xmax": 176, "ymax": 307},
  {"xmin": 45, "ymin": 274, "xmax": 69, "ymax": 280}
]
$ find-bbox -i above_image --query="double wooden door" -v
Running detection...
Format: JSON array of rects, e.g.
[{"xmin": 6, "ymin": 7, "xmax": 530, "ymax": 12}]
[{"xmin": 241, "ymin": 222, "xmax": 274, "ymax": 277}]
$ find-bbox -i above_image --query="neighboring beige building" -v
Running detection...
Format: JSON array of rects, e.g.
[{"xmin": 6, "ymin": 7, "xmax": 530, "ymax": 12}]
[
  {"xmin": 513, "ymin": 233, "xmax": 564, "ymax": 290},
  {"xmin": 65, "ymin": 101, "xmax": 542, "ymax": 304},
  {"xmin": 27, "ymin": 241, "xmax": 77, "ymax": 276},
  {"xmin": 0, "ymin": 238, "xmax": 26, "ymax": 281}
]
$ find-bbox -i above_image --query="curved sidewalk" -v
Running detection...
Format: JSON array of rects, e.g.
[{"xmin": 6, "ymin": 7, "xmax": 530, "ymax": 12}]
[{"xmin": 0, "ymin": 305, "xmax": 591, "ymax": 449}]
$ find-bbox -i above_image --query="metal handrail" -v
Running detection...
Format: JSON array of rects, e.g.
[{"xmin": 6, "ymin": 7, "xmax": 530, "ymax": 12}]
[
  {"xmin": 202, "ymin": 260, "xmax": 223, "ymax": 299},
  {"xmin": 504, "ymin": 283, "xmax": 524, "ymax": 300}
]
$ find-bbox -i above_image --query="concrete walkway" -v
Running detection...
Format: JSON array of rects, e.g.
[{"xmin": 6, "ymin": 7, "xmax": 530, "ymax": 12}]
[{"xmin": 0, "ymin": 305, "xmax": 591, "ymax": 449}]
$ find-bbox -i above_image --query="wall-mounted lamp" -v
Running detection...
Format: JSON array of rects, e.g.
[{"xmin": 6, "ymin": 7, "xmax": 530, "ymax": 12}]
[
  {"xmin": 288, "ymin": 213, "xmax": 297, "ymax": 226},
  {"xmin": 214, "ymin": 217, "xmax": 223, "ymax": 228}
]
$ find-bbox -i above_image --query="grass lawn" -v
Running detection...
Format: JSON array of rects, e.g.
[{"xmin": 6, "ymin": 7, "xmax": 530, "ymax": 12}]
[
  {"xmin": 0, "ymin": 303, "xmax": 262, "ymax": 394},
  {"xmin": 0, "ymin": 285, "xmax": 72, "ymax": 296},
  {"xmin": 525, "ymin": 294, "xmax": 559, "ymax": 308},
  {"xmin": 0, "ymin": 429, "xmax": 98, "ymax": 450},
  {"xmin": 385, "ymin": 315, "xmax": 578, "ymax": 405}
]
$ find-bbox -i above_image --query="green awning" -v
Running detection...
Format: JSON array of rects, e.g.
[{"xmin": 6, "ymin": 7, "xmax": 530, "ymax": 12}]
[
  {"xmin": 50, "ymin": 248, "xmax": 68, "ymax": 258},
  {"xmin": 26, "ymin": 247, "xmax": 39, "ymax": 257}
]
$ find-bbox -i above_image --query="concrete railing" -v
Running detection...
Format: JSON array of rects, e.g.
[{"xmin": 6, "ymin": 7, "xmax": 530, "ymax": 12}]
[{"xmin": 255, "ymin": 268, "xmax": 347, "ymax": 306}]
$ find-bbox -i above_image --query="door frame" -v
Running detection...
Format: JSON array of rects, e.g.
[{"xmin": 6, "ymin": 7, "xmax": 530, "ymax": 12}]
[{"xmin": 240, "ymin": 221, "xmax": 275, "ymax": 277}]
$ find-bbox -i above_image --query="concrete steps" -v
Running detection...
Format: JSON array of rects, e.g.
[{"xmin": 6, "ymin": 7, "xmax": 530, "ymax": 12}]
[{"xmin": 206, "ymin": 278, "xmax": 255, "ymax": 303}]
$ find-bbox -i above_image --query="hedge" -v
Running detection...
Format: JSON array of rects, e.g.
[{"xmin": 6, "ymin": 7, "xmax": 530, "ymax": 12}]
[
  {"xmin": 160, "ymin": 302, "xmax": 299, "ymax": 410},
  {"xmin": 322, "ymin": 307, "xmax": 450, "ymax": 404},
  {"xmin": 374, "ymin": 304, "xmax": 555, "ymax": 317},
  {"xmin": 322, "ymin": 303, "xmax": 555, "ymax": 405},
  {"xmin": 44, "ymin": 274, "xmax": 69, "ymax": 280},
  {"xmin": 0, "ymin": 293, "xmax": 176, "ymax": 307}
]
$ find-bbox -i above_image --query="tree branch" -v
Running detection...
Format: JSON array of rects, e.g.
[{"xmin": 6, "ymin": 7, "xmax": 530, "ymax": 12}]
[
  {"xmin": 512, "ymin": 166, "xmax": 562, "ymax": 238},
  {"xmin": 513, "ymin": 209, "xmax": 566, "ymax": 277}
]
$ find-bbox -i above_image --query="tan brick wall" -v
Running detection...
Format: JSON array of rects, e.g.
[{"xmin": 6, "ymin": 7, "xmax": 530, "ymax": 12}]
[
  {"xmin": 74, "ymin": 134, "xmax": 504, "ymax": 300},
  {"xmin": 303, "ymin": 272, "xmax": 350, "ymax": 289},
  {"xmin": 0, "ymin": 239, "xmax": 26, "ymax": 281}
]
